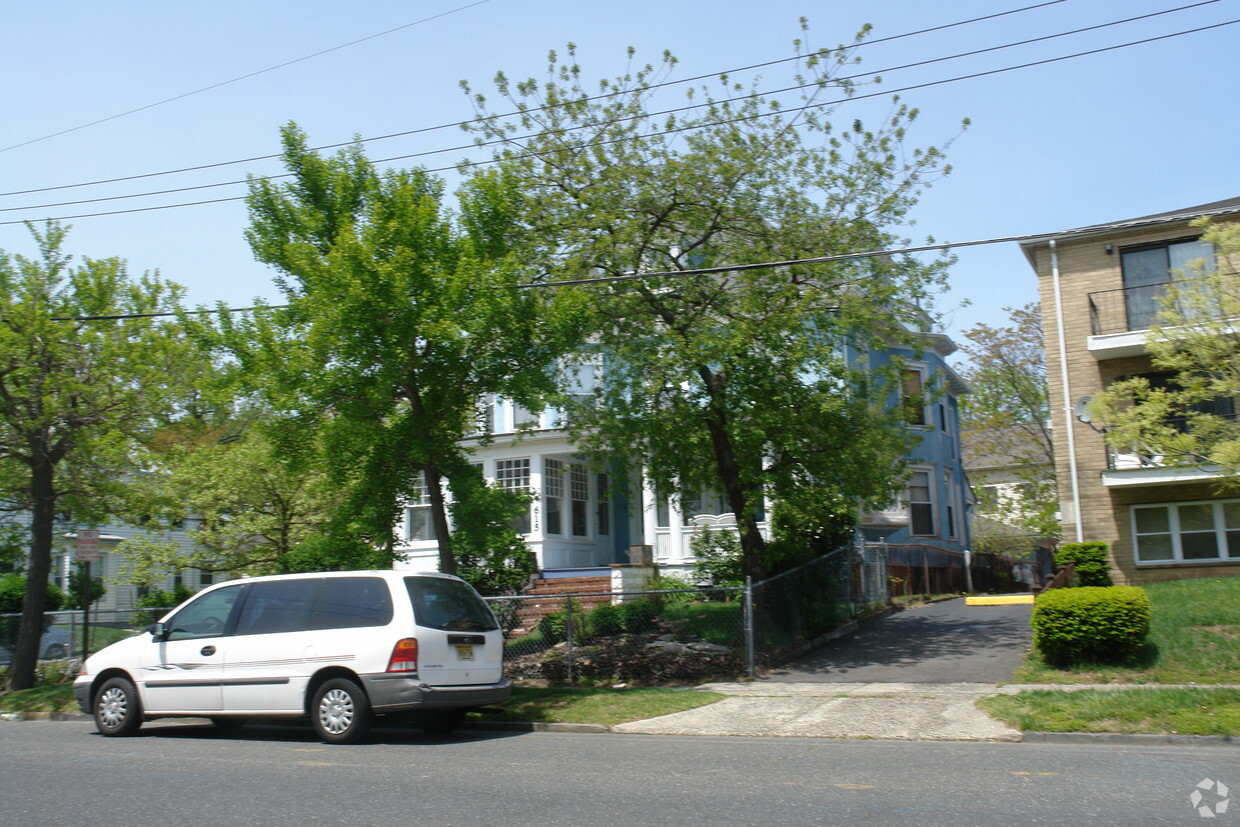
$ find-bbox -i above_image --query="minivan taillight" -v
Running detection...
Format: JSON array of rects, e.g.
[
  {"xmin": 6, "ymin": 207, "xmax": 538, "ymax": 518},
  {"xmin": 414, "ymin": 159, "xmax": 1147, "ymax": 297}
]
[{"xmin": 387, "ymin": 638, "xmax": 418, "ymax": 672}]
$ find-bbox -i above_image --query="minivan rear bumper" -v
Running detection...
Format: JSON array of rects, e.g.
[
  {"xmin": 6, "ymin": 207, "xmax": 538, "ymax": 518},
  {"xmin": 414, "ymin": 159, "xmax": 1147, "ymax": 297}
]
[{"xmin": 360, "ymin": 674, "xmax": 512, "ymax": 712}]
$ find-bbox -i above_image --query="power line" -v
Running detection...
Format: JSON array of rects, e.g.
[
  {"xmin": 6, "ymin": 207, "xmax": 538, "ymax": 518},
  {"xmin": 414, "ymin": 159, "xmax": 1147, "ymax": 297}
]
[
  {"xmin": 0, "ymin": 0, "xmax": 495, "ymax": 155},
  {"xmin": 49, "ymin": 212, "xmax": 1205, "ymax": 321},
  {"xmin": 7, "ymin": 15, "xmax": 1236, "ymax": 228},
  {"xmin": 1, "ymin": 0, "xmax": 1217, "ymax": 215},
  {"xmin": 0, "ymin": 0, "xmax": 1074, "ymax": 198}
]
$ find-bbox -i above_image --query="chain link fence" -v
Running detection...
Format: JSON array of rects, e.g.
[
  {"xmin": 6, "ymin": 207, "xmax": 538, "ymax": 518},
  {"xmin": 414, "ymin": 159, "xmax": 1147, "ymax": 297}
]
[
  {"xmin": 5, "ymin": 543, "xmax": 1032, "ymax": 682},
  {"xmin": 0, "ymin": 607, "xmax": 175, "ymax": 664},
  {"xmin": 484, "ymin": 587, "xmax": 747, "ymax": 684}
]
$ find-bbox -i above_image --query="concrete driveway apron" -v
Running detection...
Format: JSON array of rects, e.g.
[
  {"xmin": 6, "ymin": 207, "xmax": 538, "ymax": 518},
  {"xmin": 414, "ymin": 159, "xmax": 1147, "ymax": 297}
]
[{"xmin": 614, "ymin": 598, "xmax": 1033, "ymax": 741}]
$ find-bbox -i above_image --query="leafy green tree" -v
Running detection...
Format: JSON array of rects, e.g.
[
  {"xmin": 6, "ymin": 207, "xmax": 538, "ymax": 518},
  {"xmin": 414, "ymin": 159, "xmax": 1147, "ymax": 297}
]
[
  {"xmin": 120, "ymin": 426, "xmax": 382, "ymax": 583},
  {"xmin": 1091, "ymin": 221, "xmax": 1240, "ymax": 477},
  {"xmin": 956, "ymin": 303, "xmax": 1058, "ymax": 549},
  {"xmin": 64, "ymin": 563, "xmax": 106, "ymax": 610},
  {"xmin": 449, "ymin": 468, "xmax": 537, "ymax": 595},
  {"xmin": 0, "ymin": 224, "xmax": 192, "ymax": 689},
  {"xmin": 460, "ymin": 32, "xmax": 959, "ymax": 579},
  {"xmin": 231, "ymin": 125, "xmax": 586, "ymax": 573}
]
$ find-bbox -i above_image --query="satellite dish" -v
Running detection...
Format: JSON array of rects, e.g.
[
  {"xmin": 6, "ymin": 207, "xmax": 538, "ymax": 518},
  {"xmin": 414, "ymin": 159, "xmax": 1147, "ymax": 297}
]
[{"xmin": 1074, "ymin": 396, "xmax": 1093, "ymax": 423}]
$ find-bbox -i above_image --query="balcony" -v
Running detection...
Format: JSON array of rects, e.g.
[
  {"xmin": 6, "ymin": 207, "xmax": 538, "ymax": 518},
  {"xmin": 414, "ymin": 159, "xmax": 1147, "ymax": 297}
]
[
  {"xmin": 1086, "ymin": 283, "xmax": 1170, "ymax": 359},
  {"xmin": 1101, "ymin": 417, "xmax": 1234, "ymax": 487}
]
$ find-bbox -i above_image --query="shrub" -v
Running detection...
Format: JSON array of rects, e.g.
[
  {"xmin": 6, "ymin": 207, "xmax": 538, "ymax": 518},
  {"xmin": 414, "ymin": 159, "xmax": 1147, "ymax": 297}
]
[
  {"xmin": 1055, "ymin": 541, "xmax": 1112, "ymax": 587},
  {"xmin": 651, "ymin": 573, "xmax": 698, "ymax": 604},
  {"xmin": 618, "ymin": 599, "xmax": 659, "ymax": 632},
  {"xmin": 690, "ymin": 529, "xmax": 743, "ymax": 588},
  {"xmin": 585, "ymin": 603, "xmax": 624, "ymax": 638},
  {"xmin": 1032, "ymin": 585, "xmax": 1151, "ymax": 665}
]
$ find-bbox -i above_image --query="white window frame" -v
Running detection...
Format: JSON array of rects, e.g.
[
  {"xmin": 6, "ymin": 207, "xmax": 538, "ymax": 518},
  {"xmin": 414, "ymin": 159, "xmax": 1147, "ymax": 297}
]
[
  {"xmin": 543, "ymin": 459, "xmax": 564, "ymax": 535},
  {"xmin": 495, "ymin": 458, "xmax": 532, "ymax": 535},
  {"xmin": 404, "ymin": 472, "xmax": 437, "ymax": 543},
  {"xmin": 901, "ymin": 362, "xmax": 931, "ymax": 428},
  {"xmin": 570, "ymin": 463, "xmax": 590, "ymax": 537},
  {"xmin": 907, "ymin": 467, "xmax": 936, "ymax": 537},
  {"xmin": 1131, "ymin": 498, "xmax": 1240, "ymax": 566}
]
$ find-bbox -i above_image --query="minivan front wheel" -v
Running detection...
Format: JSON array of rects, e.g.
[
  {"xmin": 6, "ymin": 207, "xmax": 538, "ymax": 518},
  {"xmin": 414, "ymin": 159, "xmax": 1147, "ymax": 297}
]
[
  {"xmin": 94, "ymin": 677, "xmax": 143, "ymax": 737},
  {"xmin": 311, "ymin": 678, "xmax": 372, "ymax": 744}
]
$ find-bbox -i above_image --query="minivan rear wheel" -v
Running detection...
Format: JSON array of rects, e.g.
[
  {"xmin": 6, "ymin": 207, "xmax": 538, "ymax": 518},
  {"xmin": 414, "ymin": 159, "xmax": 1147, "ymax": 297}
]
[{"xmin": 311, "ymin": 678, "xmax": 372, "ymax": 744}]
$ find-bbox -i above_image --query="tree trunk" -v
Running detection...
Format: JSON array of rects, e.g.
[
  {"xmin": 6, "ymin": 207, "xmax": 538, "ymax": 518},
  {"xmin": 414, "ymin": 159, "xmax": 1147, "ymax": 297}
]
[
  {"xmin": 424, "ymin": 456, "xmax": 456, "ymax": 575},
  {"xmin": 6, "ymin": 454, "xmax": 55, "ymax": 691},
  {"xmin": 697, "ymin": 368, "xmax": 768, "ymax": 583}
]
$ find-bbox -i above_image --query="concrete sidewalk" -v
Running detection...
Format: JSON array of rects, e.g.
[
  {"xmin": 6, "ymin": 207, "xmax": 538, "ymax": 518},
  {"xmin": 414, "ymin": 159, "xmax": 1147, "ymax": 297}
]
[
  {"xmin": 612, "ymin": 681, "xmax": 1240, "ymax": 744},
  {"xmin": 613, "ymin": 681, "xmax": 1022, "ymax": 741}
]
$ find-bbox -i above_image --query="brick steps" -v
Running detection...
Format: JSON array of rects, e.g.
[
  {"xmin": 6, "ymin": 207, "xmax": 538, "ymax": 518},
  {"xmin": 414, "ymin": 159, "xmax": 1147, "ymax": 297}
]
[{"xmin": 511, "ymin": 575, "xmax": 612, "ymax": 634}]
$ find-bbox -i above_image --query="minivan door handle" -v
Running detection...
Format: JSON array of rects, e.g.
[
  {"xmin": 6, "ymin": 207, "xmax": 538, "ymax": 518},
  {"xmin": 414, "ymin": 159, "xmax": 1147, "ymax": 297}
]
[
  {"xmin": 200, "ymin": 645, "xmax": 216, "ymax": 656},
  {"xmin": 447, "ymin": 635, "xmax": 485, "ymax": 645}
]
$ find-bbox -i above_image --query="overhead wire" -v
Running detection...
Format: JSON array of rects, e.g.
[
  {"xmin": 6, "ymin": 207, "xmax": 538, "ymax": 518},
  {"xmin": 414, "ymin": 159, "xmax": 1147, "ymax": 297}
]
[
  {"xmin": 0, "ymin": 0, "xmax": 1220, "ymax": 216},
  {"xmin": 0, "ymin": 0, "xmax": 1074, "ymax": 198},
  {"xmin": 50, "ymin": 212, "xmax": 1213, "ymax": 321},
  {"xmin": 0, "ymin": 0, "xmax": 495, "ymax": 155},
  {"xmin": 7, "ymin": 14, "xmax": 1237, "ymax": 228}
]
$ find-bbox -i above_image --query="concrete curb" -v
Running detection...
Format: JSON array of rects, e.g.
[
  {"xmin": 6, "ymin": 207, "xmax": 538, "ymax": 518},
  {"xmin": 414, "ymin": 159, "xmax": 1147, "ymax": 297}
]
[
  {"xmin": 1021, "ymin": 731, "xmax": 1240, "ymax": 747},
  {"xmin": 6, "ymin": 711, "xmax": 1239, "ymax": 747}
]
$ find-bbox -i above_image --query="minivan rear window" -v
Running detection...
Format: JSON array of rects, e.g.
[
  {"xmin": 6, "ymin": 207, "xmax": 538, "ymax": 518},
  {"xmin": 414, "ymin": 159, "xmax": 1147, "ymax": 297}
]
[{"xmin": 405, "ymin": 577, "xmax": 498, "ymax": 632}]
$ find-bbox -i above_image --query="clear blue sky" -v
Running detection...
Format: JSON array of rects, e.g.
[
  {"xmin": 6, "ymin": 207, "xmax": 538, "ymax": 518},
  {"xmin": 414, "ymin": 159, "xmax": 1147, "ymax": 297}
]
[{"xmin": 2, "ymin": 0, "xmax": 1237, "ymax": 342}]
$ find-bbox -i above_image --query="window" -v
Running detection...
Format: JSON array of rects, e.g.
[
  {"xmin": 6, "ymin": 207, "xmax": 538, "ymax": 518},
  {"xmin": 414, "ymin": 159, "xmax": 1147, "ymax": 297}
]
[
  {"xmin": 902, "ymin": 366, "xmax": 928, "ymax": 426},
  {"xmin": 405, "ymin": 473, "xmax": 437, "ymax": 543},
  {"xmin": 406, "ymin": 576, "xmax": 498, "ymax": 632},
  {"xmin": 1121, "ymin": 237, "xmax": 1214, "ymax": 331},
  {"xmin": 165, "ymin": 584, "xmax": 243, "ymax": 640},
  {"xmin": 908, "ymin": 469, "xmax": 935, "ymax": 536},
  {"xmin": 596, "ymin": 474, "xmax": 610, "ymax": 536},
  {"xmin": 310, "ymin": 577, "xmax": 393, "ymax": 629},
  {"xmin": 544, "ymin": 459, "xmax": 563, "ymax": 535},
  {"xmin": 496, "ymin": 458, "xmax": 531, "ymax": 534},
  {"xmin": 571, "ymin": 464, "xmax": 589, "ymax": 536},
  {"xmin": 1132, "ymin": 499, "xmax": 1240, "ymax": 564},
  {"xmin": 944, "ymin": 468, "xmax": 957, "ymax": 540}
]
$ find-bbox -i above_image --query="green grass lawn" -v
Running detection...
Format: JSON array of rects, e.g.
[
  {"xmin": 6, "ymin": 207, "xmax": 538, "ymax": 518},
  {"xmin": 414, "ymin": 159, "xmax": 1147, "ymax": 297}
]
[
  {"xmin": 1014, "ymin": 576, "xmax": 1240, "ymax": 685},
  {"xmin": 979, "ymin": 687, "xmax": 1240, "ymax": 736},
  {"xmin": 0, "ymin": 681, "xmax": 722, "ymax": 727},
  {"xmin": 986, "ymin": 576, "xmax": 1240, "ymax": 736}
]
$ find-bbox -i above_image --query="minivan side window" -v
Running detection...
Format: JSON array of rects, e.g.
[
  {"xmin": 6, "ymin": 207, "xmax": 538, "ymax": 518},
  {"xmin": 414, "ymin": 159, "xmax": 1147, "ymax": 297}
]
[
  {"xmin": 310, "ymin": 577, "xmax": 393, "ymax": 630},
  {"xmin": 165, "ymin": 585, "xmax": 243, "ymax": 641},
  {"xmin": 235, "ymin": 579, "xmax": 316, "ymax": 636},
  {"xmin": 405, "ymin": 577, "xmax": 498, "ymax": 632}
]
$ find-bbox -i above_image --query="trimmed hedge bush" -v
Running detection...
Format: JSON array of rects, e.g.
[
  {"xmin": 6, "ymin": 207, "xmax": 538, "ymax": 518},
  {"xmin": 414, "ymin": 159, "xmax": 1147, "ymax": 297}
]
[
  {"xmin": 1032, "ymin": 585, "xmax": 1151, "ymax": 665},
  {"xmin": 1054, "ymin": 541, "xmax": 1113, "ymax": 587}
]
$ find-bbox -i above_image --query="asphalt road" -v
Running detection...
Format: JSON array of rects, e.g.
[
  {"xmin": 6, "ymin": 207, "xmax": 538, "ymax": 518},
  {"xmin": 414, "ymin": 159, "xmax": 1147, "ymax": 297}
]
[
  {"xmin": 768, "ymin": 597, "xmax": 1034, "ymax": 683},
  {"xmin": 2, "ymin": 719, "xmax": 1235, "ymax": 825}
]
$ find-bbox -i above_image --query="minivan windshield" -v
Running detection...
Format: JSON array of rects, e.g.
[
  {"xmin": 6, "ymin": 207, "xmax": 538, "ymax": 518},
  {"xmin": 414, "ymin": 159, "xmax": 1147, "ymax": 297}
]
[{"xmin": 405, "ymin": 577, "xmax": 499, "ymax": 632}]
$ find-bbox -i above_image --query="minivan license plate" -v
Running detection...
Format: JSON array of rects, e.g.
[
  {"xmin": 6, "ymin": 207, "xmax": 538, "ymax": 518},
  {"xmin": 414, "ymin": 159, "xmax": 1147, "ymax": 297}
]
[{"xmin": 455, "ymin": 644, "xmax": 474, "ymax": 661}]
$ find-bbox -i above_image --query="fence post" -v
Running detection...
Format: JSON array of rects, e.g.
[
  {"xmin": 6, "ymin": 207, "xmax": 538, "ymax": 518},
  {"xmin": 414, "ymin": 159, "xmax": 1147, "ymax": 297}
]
[
  {"xmin": 564, "ymin": 595, "xmax": 574, "ymax": 684},
  {"xmin": 744, "ymin": 576, "xmax": 756, "ymax": 679}
]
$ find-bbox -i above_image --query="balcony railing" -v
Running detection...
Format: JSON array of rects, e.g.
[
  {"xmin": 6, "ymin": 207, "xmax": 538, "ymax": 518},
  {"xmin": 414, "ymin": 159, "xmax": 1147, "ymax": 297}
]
[
  {"xmin": 1104, "ymin": 413, "xmax": 1238, "ymax": 471},
  {"xmin": 1087, "ymin": 281, "xmax": 1173, "ymax": 335}
]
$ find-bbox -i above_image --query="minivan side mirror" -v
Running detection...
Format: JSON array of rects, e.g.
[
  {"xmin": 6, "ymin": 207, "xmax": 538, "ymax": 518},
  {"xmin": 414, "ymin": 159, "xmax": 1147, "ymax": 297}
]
[{"xmin": 148, "ymin": 622, "xmax": 168, "ymax": 640}]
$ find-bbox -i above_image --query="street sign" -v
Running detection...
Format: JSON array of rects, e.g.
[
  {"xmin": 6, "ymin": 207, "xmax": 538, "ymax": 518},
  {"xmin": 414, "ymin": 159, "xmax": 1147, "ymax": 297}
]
[{"xmin": 75, "ymin": 529, "xmax": 100, "ymax": 563}]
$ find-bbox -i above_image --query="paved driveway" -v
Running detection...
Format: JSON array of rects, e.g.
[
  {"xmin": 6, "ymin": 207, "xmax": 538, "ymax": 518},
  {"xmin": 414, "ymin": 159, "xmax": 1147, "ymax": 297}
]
[{"xmin": 765, "ymin": 597, "xmax": 1034, "ymax": 683}]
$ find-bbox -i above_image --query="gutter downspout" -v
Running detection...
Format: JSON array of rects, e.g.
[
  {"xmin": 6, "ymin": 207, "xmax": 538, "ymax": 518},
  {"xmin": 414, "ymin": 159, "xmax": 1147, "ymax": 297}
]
[{"xmin": 1049, "ymin": 238, "xmax": 1085, "ymax": 543}]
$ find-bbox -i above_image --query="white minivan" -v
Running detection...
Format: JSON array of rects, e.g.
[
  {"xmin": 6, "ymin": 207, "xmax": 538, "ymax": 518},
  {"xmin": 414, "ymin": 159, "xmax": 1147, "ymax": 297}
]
[{"xmin": 73, "ymin": 570, "xmax": 510, "ymax": 743}]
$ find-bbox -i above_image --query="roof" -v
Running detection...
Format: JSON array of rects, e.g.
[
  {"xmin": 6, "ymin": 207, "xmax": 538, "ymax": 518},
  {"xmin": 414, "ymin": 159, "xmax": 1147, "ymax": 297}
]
[
  {"xmin": 1018, "ymin": 196, "xmax": 1240, "ymax": 263},
  {"xmin": 961, "ymin": 422, "xmax": 1052, "ymax": 471}
]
